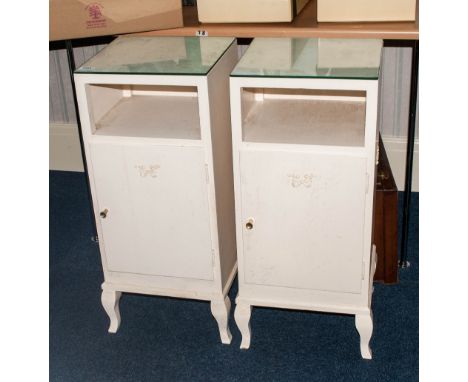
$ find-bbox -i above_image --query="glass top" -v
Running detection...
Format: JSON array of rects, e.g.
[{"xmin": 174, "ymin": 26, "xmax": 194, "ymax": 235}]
[
  {"xmin": 76, "ymin": 36, "xmax": 235, "ymax": 75},
  {"xmin": 231, "ymin": 38, "xmax": 382, "ymax": 80}
]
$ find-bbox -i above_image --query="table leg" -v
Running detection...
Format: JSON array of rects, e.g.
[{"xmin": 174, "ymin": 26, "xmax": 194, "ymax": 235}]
[{"xmin": 399, "ymin": 40, "xmax": 419, "ymax": 268}]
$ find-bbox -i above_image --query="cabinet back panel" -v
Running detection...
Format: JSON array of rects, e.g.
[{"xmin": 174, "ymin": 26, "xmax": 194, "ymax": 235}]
[
  {"xmin": 241, "ymin": 88, "xmax": 366, "ymax": 147},
  {"xmin": 240, "ymin": 150, "xmax": 367, "ymax": 293},
  {"xmin": 90, "ymin": 143, "xmax": 214, "ymax": 280},
  {"xmin": 86, "ymin": 84, "xmax": 201, "ymax": 140}
]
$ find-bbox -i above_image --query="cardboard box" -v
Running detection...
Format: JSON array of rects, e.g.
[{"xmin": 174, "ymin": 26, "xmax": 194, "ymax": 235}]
[
  {"xmin": 317, "ymin": 0, "xmax": 417, "ymax": 22},
  {"xmin": 50, "ymin": 0, "xmax": 183, "ymax": 41},
  {"xmin": 197, "ymin": 0, "xmax": 310, "ymax": 23}
]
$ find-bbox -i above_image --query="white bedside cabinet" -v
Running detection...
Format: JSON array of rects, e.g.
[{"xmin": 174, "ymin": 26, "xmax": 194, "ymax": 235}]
[
  {"xmin": 74, "ymin": 36, "xmax": 238, "ymax": 344},
  {"xmin": 230, "ymin": 38, "xmax": 382, "ymax": 358}
]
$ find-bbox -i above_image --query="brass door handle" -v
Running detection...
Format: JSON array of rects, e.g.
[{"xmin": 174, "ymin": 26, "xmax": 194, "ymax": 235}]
[
  {"xmin": 100, "ymin": 209, "xmax": 109, "ymax": 219},
  {"xmin": 245, "ymin": 219, "xmax": 254, "ymax": 230}
]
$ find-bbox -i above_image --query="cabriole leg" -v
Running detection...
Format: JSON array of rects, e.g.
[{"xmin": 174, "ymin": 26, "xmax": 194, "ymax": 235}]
[
  {"xmin": 101, "ymin": 289, "xmax": 122, "ymax": 333},
  {"xmin": 355, "ymin": 311, "xmax": 373, "ymax": 359},
  {"xmin": 210, "ymin": 296, "xmax": 232, "ymax": 344},
  {"xmin": 234, "ymin": 302, "xmax": 252, "ymax": 349}
]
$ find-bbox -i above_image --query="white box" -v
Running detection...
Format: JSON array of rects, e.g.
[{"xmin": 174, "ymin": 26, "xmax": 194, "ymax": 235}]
[
  {"xmin": 74, "ymin": 37, "xmax": 239, "ymax": 344},
  {"xmin": 317, "ymin": 0, "xmax": 417, "ymax": 22},
  {"xmin": 230, "ymin": 38, "xmax": 382, "ymax": 358},
  {"xmin": 197, "ymin": 0, "xmax": 310, "ymax": 23}
]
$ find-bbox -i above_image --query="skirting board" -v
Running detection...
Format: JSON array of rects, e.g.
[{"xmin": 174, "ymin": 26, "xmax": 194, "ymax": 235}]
[
  {"xmin": 49, "ymin": 123, "xmax": 84, "ymax": 172},
  {"xmin": 49, "ymin": 124, "xmax": 418, "ymax": 192},
  {"xmin": 381, "ymin": 135, "xmax": 419, "ymax": 192}
]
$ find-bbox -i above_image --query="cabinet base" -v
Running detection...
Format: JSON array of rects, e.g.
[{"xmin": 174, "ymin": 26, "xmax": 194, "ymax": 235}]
[
  {"xmin": 234, "ymin": 249, "xmax": 376, "ymax": 358},
  {"xmin": 234, "ymin": 297, "xmax": 374, "ymax": 358},
  {"xmin": 100, "ymin": 263, "xmax": 237, "ymax": 344}
]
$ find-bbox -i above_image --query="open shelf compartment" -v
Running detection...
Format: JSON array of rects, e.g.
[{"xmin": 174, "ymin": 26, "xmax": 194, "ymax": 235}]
[
  {"xmin": 86, "ymin": 84, "xmax": 201, "ymax": 140},
  {"xmin": 241, "ymin": 87, "xmax": 366, "ymax": 147}
]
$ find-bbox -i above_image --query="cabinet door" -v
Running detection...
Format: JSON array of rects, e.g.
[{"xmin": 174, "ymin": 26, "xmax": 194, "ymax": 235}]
[
  {"xmin": 240, "ymin": 150, "xmax": 367, "ymax": 293},
  {"xmin": 90, "ymin": 142, "xmax": 214, "ymax": 281}
]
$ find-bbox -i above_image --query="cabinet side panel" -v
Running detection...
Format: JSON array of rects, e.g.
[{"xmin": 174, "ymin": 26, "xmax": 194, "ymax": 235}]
[
  {"xmin": 206, "ymin": 43, "xmax": 239, "ymax": 289},
  {"xmin": 87, "ymin": 84, "xmax": 124, "ymax": 133}
]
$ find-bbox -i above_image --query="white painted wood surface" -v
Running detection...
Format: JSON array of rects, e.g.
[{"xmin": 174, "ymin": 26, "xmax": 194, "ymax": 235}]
[
  {"xmin": 206, "ymin": 44, "xmax": 239, "ymax": 288},
  {"xmin": 355, "ymin": 311, "xmax": 373, "ymax": 359},
  {"xmin": 90, "ymin": 143, "xmax": 213, "ymax": 280},
  {"xmin": 240, "ymin": 150, "xmax": 367, "ymax": 293},
  {"xmin": 74, "ymin": 41, "xmax": 239, "ymax": 343},
  {"xmin": 231, "ymin": 75, "xmax": 379, "ymax": 358},
  {"xmin": 211, "ymin": 296, "xmax": 233, "ymax": 344},
  {"xmin": 101, "ymin": 289, "xmax": 122, "ymax": 333}
]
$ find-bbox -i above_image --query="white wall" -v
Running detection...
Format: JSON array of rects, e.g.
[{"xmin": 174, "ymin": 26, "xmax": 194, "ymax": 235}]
[
  {"xmin": 49, "ymin": 43, "xmax": 419, "ymax": 191},
  {"xmin": 49, "ymin": 45, "xmax": 107, "ymax": 172},
  {"xmin": 378, "ymin": 46, "xmax": 419, "ymax": 191}
]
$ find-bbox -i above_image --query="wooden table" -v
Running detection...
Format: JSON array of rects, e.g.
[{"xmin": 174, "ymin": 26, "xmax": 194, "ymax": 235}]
[{"xmin": 134, "ymin": 1, "xmax": 418, "ymax": 40}]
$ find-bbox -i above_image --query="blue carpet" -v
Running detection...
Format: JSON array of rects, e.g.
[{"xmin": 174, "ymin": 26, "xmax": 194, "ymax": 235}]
[{"xmin": 50, "ymin": 171, "xmax": 418, "ymax": 381}]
